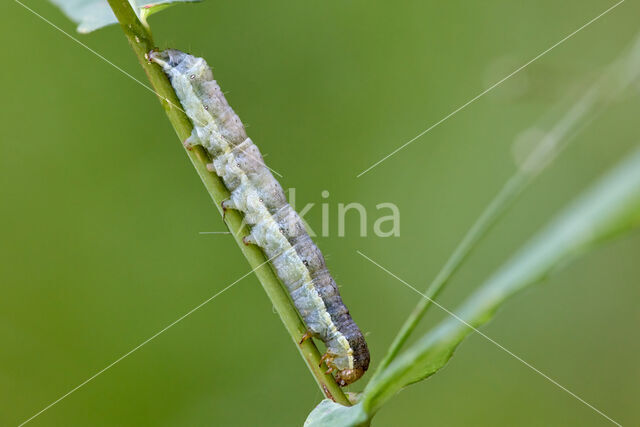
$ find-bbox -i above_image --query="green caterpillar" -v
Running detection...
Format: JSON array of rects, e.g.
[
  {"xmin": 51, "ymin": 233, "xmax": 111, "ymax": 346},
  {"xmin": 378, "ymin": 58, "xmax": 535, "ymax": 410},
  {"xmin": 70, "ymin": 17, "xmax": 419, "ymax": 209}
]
[{"xmin": 150, "ymin": 49, "xmax": 370, "ymax": 385}]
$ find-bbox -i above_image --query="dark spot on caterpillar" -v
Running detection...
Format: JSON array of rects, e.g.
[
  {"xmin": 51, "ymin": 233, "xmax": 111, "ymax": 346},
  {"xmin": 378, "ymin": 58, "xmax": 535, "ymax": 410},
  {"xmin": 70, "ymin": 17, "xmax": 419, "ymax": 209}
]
[
  {"xmin": 302, "ymin": 259, "xmax": 309, "ymax": 267},
  {"xmin": 190, "ymin": 74, "xmax": 195, "ymax": 79},
  {"xmin": 204, "ymin": 105, "xmax": 209, "ymax": 110},
  {"xmin": 146, "ymin": 48, "xmax": 156, "ymax": 64}
]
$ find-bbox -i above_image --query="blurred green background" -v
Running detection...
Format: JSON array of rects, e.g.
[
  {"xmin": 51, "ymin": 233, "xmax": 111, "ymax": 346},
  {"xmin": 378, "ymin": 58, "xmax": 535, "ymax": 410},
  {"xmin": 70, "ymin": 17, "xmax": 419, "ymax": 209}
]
[{"xmin": 1, "ymin": 0, "xmax": 639, "ymax": 425}]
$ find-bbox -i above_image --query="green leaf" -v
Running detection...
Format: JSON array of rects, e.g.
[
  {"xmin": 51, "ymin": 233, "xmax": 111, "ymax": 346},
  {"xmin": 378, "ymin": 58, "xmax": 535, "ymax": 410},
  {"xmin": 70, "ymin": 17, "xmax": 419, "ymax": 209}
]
[
  {"xmin": 304, "ymin": 400, "xmax": 368, "ymax": 427},
  {"xmin": 306, "ymin": 147, "xmax": 640, "ymax": 424},
  {"xmin": 49, "ymin": 0, "xmax": 199, "ymax": 33},
  {"xmin": 371, "ymin": 32, "xmax": 640, "ymax": 380},
  {"xmin": 359, "ymin": 147, "xmax": 640, "ymax": 414}
]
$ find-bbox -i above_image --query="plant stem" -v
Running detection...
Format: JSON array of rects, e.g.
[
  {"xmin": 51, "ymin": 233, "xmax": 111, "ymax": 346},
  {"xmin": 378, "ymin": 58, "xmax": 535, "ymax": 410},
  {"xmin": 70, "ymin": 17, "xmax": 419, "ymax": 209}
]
[{"xmin": 106, "ymin": 0, "xmax": 349, "ymax": 405}]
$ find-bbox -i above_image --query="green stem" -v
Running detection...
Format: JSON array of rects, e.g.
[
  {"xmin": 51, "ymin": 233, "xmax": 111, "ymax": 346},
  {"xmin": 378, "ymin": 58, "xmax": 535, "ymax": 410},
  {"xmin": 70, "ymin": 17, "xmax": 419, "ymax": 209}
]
[{"xmin": 106, "ymin": 0, "xmax": 349, "ymax": 406}]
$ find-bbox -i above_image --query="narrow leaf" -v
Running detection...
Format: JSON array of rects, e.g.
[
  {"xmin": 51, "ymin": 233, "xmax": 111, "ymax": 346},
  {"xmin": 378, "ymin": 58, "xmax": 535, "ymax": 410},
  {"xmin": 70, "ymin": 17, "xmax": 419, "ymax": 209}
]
[
  {"xmin": 359, "ymin": 147, "xmax": 640, "ymax": 415},
  {"xmin": 372, "ymin": 32, "xmax": 640, "ymax": 378}
]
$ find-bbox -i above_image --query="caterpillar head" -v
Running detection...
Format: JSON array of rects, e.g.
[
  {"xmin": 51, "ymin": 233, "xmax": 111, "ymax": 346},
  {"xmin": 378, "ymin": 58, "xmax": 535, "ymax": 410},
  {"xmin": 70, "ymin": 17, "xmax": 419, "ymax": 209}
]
[
  {"xmin": 335, "ymin": 327, "xmax": 370, "ymax": 386},
  {"xmin": 335, "ymin": 367, "xmax": 366, "ymax": 386}
]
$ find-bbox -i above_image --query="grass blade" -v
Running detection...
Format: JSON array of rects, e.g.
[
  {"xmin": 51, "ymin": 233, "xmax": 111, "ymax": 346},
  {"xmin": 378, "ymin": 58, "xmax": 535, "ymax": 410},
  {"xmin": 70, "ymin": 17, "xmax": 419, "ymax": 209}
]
[
  {"xmin": 361, "ymin": 146, "xmax": 640, "ymax": 415},
  {"xmin": 373, "ymin": 32, "xmax": 640, "ymax": 378}
]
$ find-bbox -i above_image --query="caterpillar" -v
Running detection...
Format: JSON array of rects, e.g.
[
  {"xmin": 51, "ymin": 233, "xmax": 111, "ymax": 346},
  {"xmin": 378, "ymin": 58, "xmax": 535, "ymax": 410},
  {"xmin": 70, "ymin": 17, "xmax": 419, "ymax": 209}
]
[{"xmin": 150, "ymin": 49, "xmax": 370, "ymax": 386}]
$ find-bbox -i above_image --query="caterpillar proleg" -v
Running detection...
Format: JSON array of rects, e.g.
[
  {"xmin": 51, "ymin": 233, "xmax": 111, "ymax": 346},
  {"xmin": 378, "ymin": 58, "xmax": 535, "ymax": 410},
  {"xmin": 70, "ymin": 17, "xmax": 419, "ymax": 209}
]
[{"xmin": 150, "ymin": 49, "xmax": 370, "ymax": 385}]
